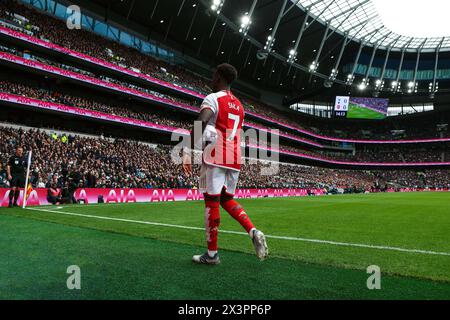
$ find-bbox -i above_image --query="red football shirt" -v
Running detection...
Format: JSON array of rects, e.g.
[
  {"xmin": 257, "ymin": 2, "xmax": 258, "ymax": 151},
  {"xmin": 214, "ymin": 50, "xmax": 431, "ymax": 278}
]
[{"xmin": 200, "ymin": 90, "xmax": 244, "ymax": 171}]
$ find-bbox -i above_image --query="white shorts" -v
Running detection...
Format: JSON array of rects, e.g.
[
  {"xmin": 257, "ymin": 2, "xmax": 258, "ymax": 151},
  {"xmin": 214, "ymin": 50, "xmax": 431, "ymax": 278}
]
[{"xmin": 199, "ymin": 163, "xmax": 240, "ymax": 196}]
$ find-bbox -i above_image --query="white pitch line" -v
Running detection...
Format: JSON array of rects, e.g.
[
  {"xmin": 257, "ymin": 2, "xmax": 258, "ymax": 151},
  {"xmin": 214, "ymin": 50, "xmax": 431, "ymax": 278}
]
[{"xmin": 25, "ymin": 207, "xmax": 450, "ymax": 257}]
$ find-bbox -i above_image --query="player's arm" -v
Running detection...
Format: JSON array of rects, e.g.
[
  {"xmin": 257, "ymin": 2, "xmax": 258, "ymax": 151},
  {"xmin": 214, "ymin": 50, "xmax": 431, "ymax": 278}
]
[{"xmin": 182, "ymin": 108, "xmax": 214, "ymax": 176}]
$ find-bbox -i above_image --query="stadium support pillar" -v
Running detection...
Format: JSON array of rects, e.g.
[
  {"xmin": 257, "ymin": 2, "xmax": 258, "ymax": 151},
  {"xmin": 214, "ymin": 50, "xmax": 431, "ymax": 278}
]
[
  {"xmin": 263, "ymin": 0, "xmax": 288, "ymax": 66},
  {"xmin": 379, "ymin": 36, "xmax": 401, "ymax": 83},
  {"xmin": 237, "ymin": 0, "xmax": 259, "ymax": 54},
  {"xmin": 331, "ymin": 32, "xmax": 353, "ymax": 80},
  {"xmin": 216, "ymin": 26, "xmax": 227, "ymax": 56},
  {"xmin": 313, "ymin": 23, "xmax": 330, "ymax": 66},
  {"xmin": 177, "ymin": 0, "xmax": 186, "ymax": 16},
  {"xmin": 268, "ymin": 0, "xmax": 288, "ymax": 44},
  {"xmin": 127, "ymin": 0, "xmax": 136, "ymax": 20},
  {"xmin": 197, "ymin": 35, "xmax": 205, "ymax": 56},
  {"xmin": 252, "ymin": 59, "xmax": 260, "ymax": 79},
  {"xmin": 209, "ymin": 16, "xmax": 218, "ymax": 39},
  {"xmin": 164, "ymin": 16, "xmax": 174, "ymax": 42},
  {"xmin": 350, "ymin": 42, "xmax": 364, "ymax": 78},
  {"xmin": 268, "ymin": 58, "xmax": 277, "ymax": 80},
  {"xmin": 394, "ymin": 40, "xmax": 412, "ymax": 88},
  {"xmin": 243, "ymin": 42, "xmax": 253, "ymax": 68},
  {"xmin": 287, "ymin": 11, "xmax": 309, "ymax": 74},
  {"xmin": 151, "ymin": 0, "xmax": 159, "ymax": 20},
  {"xmin": 364, "ymin": 43, "xmax": 381, "ymax": 80},
  {"xmin": 331, "ymin": 21, "xmax": 367, "ymax": 79},
  {"xmin": 318, "ymin": 0, "xmax": 365, "ymax": 61},
  {"xmin": 432, "ymin": 39, "xmax": 444, "ymax": 94},
  {"xmin": 348, "ymin": 26, "xmax": 382, "ymax": 80},
  {"xmin": 413, "ymin": 40, "xmax": 426, "ymax": 85},
  {"xmin": 185, "ymin": 4, "xmax": 199, "ymax": 41},
  {"xmin": 288, "ymin": 0, "xmax": 333, "ymax": 73}
]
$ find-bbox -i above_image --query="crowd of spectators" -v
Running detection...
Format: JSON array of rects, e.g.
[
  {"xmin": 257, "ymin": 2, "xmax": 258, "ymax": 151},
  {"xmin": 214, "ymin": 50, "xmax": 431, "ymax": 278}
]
[
  {"xmin": 258, "ymin": 141, "xmax": 449, "ymax": 164},
  {"xmin": 1, "ymin": 79, "xmax": 448, "ymax": 164},
  {"xmin": 1, "ymin": 127, "xmax": 449, "ymax": 193},
  {"xmin": 0, "ymin": 44, "xmax": 201, "ymax": 109},
  {"xmin": 1, "ymin": 0, "xmax": 447, "ymax": 142},
  {"xmin": 291, "ymin": 114, "xmax": 448, "ymax": 141},
  {"xmin": 0, "ymin": 0, "xmax": 211, "ymax": 94},
  {"xmin": 0, "ymin": 1, "xmax": 448, "ymax": 200},
  {"xmin": 0, "ymin": 80, "xmax": 192, "ymax": 130},
  {"xmin": 373, "ymin": 170, "xmax": 450, "ymax": 189},
  {"xmin": 0, "ymin": 126, "xmax": 198, "ymax": 190}
]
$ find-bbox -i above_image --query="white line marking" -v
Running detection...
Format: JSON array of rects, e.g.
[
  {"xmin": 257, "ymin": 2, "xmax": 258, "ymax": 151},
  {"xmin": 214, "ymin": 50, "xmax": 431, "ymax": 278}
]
[
  {"xmin": 25, "ymin": 207, "xmax": 450, "ymax": 257},
  {"xmin": 36, "ymin": 201, "xmax": 192, "ymax": 209}
]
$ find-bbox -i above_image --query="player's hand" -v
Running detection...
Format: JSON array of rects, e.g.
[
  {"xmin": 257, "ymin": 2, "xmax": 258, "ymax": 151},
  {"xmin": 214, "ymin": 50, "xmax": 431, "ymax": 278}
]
[
  {"xmin": 182, "ymin": 152, "xmax": 192, "ymax": 176},
  {"xmin": 7, "ymin": 174, "xmax": 12, "ymax": 181}
]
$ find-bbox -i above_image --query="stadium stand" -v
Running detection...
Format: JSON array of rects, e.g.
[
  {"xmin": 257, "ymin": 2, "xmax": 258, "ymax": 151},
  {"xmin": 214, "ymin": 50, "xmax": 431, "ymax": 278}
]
[
  {"xmin": 1, "ymin": 78, "xmax": 448, "ymax": 165},
  {"xmin": 1, "ymin": 125, "xmax": 449, "ymax": 191},
  {"xmin": 0, "ymin": 0, "xmax": 449, "ymax": 196},
  {"xmin": 0, "ymin": 0, "xmax": 448, "ymax": 142}
]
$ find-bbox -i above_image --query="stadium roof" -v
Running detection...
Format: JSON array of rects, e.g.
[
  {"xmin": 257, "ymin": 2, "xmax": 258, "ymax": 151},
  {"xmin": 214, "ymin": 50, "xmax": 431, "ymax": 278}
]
[
  {"xmin": 294, "ymin": 0, "xmax": 450, "ymax": 52},
  {"xmin": 65, "ymin": 0, "xmax": 450, "ymax": 101}
]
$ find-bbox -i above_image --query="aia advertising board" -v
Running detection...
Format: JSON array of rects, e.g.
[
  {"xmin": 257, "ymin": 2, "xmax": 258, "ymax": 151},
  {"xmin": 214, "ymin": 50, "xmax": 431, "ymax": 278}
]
[{"xmin": 0, "ymin": 188, "xmax": 325, "ymax": 207}]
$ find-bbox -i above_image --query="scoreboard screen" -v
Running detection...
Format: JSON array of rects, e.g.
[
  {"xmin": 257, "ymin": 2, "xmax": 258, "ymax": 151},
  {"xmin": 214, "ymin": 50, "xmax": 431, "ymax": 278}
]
[{"xmin": 334, "ymin": 96, "xmax": 389, "ymax": 120}]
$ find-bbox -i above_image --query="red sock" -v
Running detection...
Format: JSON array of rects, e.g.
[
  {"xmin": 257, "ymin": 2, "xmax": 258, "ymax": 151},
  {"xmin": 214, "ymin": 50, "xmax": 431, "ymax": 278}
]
[
  {"xmin": 220, "ymin": 196, "xmax": 255, "ymax": 234},
  {"xmin": 204, "ymin": 195, "xmax": 220, "ymax": 251}
]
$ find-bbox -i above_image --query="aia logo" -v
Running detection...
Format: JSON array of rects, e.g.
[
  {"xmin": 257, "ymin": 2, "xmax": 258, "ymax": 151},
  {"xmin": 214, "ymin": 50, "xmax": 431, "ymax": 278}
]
[{"xmin": 228, "ymin": 102, "xmax": 240, "ymax": 111}]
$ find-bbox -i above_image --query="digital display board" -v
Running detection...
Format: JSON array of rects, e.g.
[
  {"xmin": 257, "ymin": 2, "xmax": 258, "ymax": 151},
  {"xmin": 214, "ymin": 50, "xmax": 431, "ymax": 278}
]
[{"xmin": 334, "ymin": 96, "xmax": 389, "ymax": 119}]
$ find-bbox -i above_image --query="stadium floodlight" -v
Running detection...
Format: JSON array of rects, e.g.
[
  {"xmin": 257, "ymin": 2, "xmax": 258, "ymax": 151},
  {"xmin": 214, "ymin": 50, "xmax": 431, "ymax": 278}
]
[
  {"xmin": 309, "ymin": 62, "xmax": 318, "ymax": 73},
  {"xmin": 239, "ymin": 13, "xmax": 252, "ymax": 35},
  {"xmin": 211, "ymin": 0, "xmax": 224, "ymax": 14},
  {"xmin": 264, "ymin": 35, "xmax": 275, "ymax": 52},
  {"xmin": 429, "ymin": 81, "xmax": 439, "ymax": 95},
  {"xmin": 241, "ymin": 15, "xmax": 250, "ymax": 26},
  {"xmin": 346, "ymin": 74, "xmax": 355, "ymax": 85},
  {"xmin": 375, "ymin": 79, "xmax": 385, "ymax": 91},
  {"xmin": 329, "ymin": 68, "xmax": 338, "ymax": 81},
  {"xmin": 391, "ymin": 81, "xmax": 398, "ymax": 92},
  {"xmin": 391, "ymin": 80, "xmax": 402, "ymax": 93},
  {"xmin": 358, "ymin": 78, "xmax": 369, "ymax": 91},
  {"xmin": 406, "ymin": 81, "xmax": 418, "ymax": 94},
  {"xmin": 287, "ymin": 49, "xmax": 297, "ymax": 63}
]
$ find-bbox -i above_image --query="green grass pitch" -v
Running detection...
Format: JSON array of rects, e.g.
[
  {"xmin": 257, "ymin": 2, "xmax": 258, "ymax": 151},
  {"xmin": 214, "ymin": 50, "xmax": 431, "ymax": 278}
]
[
  {"xmin": 0, "ymin": 192, "xmax": 449, "ymax": 299},
  {"xmin": 347, "ymin": 104, "xmax": 386, "ymax": 119}
]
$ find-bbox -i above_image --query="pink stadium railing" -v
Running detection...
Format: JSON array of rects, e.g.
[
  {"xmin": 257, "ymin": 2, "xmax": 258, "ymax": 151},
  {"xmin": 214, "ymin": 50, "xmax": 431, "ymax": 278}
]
[
  {"xmin": 1, "ymin": 92, "xmax": 449, "ymax": 167},
  {"xmin": 0, "ymin": 51, "xmax": 324, "ymax": 149},
  {"xmin": 1, "ymin": 25, "xmax": 449, "ymax": 145}
]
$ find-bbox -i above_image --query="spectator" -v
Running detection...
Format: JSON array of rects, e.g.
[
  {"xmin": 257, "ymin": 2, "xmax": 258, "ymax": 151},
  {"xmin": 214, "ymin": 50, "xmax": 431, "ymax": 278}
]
[
  {"xmin": 0, "ymin": 162, "xmax": 8, "ymax": 187},
  {"xmin": 46, "ymin": 183, "xmax": 61, "ymax": 205}
]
